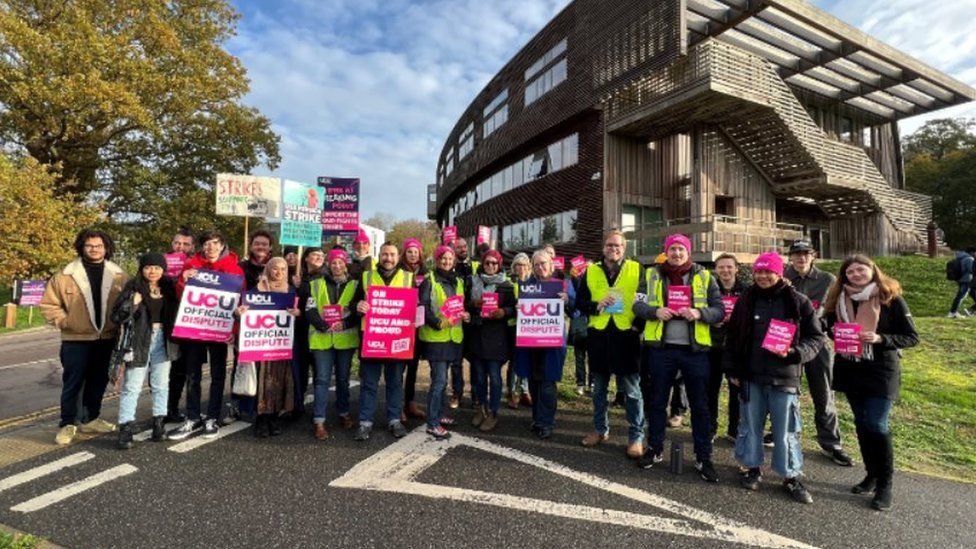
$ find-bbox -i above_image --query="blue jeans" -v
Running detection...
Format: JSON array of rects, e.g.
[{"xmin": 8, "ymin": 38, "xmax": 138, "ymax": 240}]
[
  {"xmin": 591, "ymin": 371, "xmax": 644, "ymax": 443},
  {"xmin": 450, "ymin": 361, "xmax": 465, "ymax": 399},
  {"xmin": 59, "ymin": 339, "xmax": 114, "ymax": 427},
  {"xmin": 847, "ymin": 394, "xmax": 892, "ymax": 435},
  {"xmin": 574, "ymin": 341, "xmax": 588, "ymax": 386},
  {"xmin": 950, "ymin": 282, "xmax": 975, "ymax": 313},
  {"xmin": 312, "ymin": 349, "xmax": 354, "ymax": 423},
  {"xmin": 358, "ymin": 360, "xmax": 404, "ymax": 426},
  {"xmin": 645, "ymin": 346, "xmax": 712, "ymax": 461},
  {"xmin": 427, "ymin": 361, "xmax": 449, "ymax": 428},
  {"xmin": 118, "ymin": 328, "xmax": 171, "ymax": 424},
  {"xmin": 506, "ymin": 362, "xmax": 528, "ymax": 396},
  {"xmin": 529, "ymin": 379, "xmax": 557, "ymax": 430},
  {"xmin": 735, "ymin": 381, "xmax": 804, "ymax": 478},
  {"xmin": 472, "ymin": 359, "xmax": 503, "ymax": 414}
]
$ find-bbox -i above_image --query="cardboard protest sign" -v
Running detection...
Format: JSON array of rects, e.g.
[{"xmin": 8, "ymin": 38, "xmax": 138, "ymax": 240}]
[
  {"xmin": 215, "ymin": 174, "xmax": 281, "ymax": 218},
  {"xmin": 442, "ymin": 226, "xmax": 458, "ymax": 245},
  {"xmin": 762, "ymin": 319, "xmax": 796, "ymax": 355},
  {"xmin": 480, "ymin": 292, "xmax": 499, "ymax": 318},
  {"xmin": 238, "ymin": 291, "xmax": 295, "ymax": 362},
  {"xmin": 516, "ymin": 281, "xmax": 565, "ymax": 348},
  {"xmin": 721, "ymin": 296, "xmax": 738, "ymax": 322},
  {"xmin": 318, "ymin": 176, "xmax": 360, "ymax": 238},
  {"xmin": 603, "ymin": 287, "xmax": 624, "ymax": 314},
  {"xmin": 553, "ymin": 256, "xmax": 566, "ymax": 272},
  {"xmin": 321, "ymin": 304, "xmax": 343, "ymax": 326},
  {"xmin": 281, "ymin": 179, "xmax": 325, "ymax": 247},
  {"xmin": 15, "ymin": 280, "xmax": 46, "ymax": 306},
  {"xmin": 172, "ymin": 270, "xmax": 243, "ymax": 342},
  {"xmin": 361, "ymin": 286, "xmax": 418, "ymax": 360},
  {"xmin": 570, "ymin": 255, "xmax": 588, "ymax": 275},
  {"xmin": 667, "ymin": 285, "xmax": 692, "ymax": 310},
  {"xmin": 440, "ymin": 294, "xmax": 466, "ymax": 324},
  {"xmin": 833, "ymin": 323, "xmax": 862, "ymax": 356},
  {"xmin": 477, "ymin": 226, "xmax": 492, "ymax": 246},
  {"xmin": 164, "ymin": 253, "xmax": 187, "ymax": 279}
]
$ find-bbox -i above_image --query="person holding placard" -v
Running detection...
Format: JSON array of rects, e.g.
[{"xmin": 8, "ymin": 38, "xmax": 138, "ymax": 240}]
[
  {"xmin": 347, "ymin": 229, "xmax": 374, "ymax": 282},
  {"xmin": 41, "ymin": 228, "xmax": 129, "ymax": 445},
  {"xmin": 722, "ymin": 253, "xmax": 824, "ymax": 503},
  {"xmin": 305, "ymin": 248, "xmax": 359, "ymax": 439},
  {"xmin": 399, "ymin": 238, "xmax": 429, "ymax": 422},
  {"xmin": 506, "ymin": 253, "xmax": 533, "ymax": 409},
  {"xmin": 164, "ymin": 228, "xmax": 194, "ymax": 425},
  {"xmin": 784, "ymin": 239, "xmax": 852, "ymax": 467},
  {"xmin": 235, "ymin": 258, "xmax": 300, "ymax": 438},
  {"xmin": 710, "ymin": 253, "xmax": 746, "ymax": 442},
  {"xmin": 632, "ymin": 234, "xmax": 724, "ymax": 482},
  {"xmin": 575, "ymin": 230, "xmax": 645, "ymax": 459},
  {"xmin": 419, "ymin": 245, "xmax": 470, "ymax": 439},
  {"xmin": 513, "ymin": 250, "xmax": 574, "ymax": 439},
  {"xmin": 351, "ymin": 242, "xmax": 414, "ymax": 441},
  {"xmin": 824, "ymin": 255, "xmax": 918, "ymax": 512},
  {"xmin": 292, "ymin": 247, "xmax": 326, "ymax": 422},
  {"xmin": 111, "ymin": 252, "xmax": 180, "ymax": 449},
  {"xmin": 168, "ymin": 230, "xmax": 244, "ymax": 441},
  {"xmin": 465, "ymin": 249, "xmax": 515, "ymax": 432}
]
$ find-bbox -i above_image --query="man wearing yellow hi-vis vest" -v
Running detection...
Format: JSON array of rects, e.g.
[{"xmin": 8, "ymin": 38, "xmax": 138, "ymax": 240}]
[
  {"xmin": 350, "ymin": 242, "xmax": 415, "ymax": 442},
  {"xmin": 576, "ymin": 230, "xmax": 646, "ymax": 460},
  {"xmin": 632, "ymin": 234, "xmax": 724, "ymax": 483}
]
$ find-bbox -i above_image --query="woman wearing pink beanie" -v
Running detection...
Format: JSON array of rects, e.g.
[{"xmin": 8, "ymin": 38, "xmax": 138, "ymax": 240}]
[{"xmin": 398, "ymin": 237, "xmax": 429, "ymax": 421}]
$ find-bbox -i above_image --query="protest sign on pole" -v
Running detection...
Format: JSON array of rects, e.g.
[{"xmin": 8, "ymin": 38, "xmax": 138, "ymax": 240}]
[
  {"xmin": 516, "ymin": 281, "xmax": 565, "ymax": 348},
  {"xmin": 238, "ymin": 291, "xmax": 296, "ymax": 362},
  {"xmin": 15, "ymin": 280, "xmax": 46, "ymax": 306},
  {"xmin": 477, "ymin": 226, "xmax": 491, "ymax": 246},
  {"xmin": 172, "ymin": 270, "xmax": 243, "ymax": 342},
  {"xmin": 361, "ymin": 286, "xmax": 418, "ymax": 360},
  {"xmin": 318, "ymin": 176, "xmax": 360, "ymax": 239},
  {"xmin": 281, "ymin": 180, "xmax": 324, "ymax": 247},
  {"xmin": 215, "ymin": 174, "xmax": 281, "ymax": 219},
  {"xmin": 442, "ymin": 226, "xmax": 458, "ymax": 245}
]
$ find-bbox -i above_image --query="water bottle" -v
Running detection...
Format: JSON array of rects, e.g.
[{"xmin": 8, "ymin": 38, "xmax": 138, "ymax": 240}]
[{"xmin": 670, "ymin": 441, "xmax": 683, "ymax": 474}]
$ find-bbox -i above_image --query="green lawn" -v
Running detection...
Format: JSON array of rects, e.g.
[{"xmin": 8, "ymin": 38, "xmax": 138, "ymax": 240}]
[
  {"xmin": 0, "ymin": 529, "xmax": 41, "ymax": 549},
  {"xmin": 0, "ymin": 305, "xmax": 46, "ymax": 335}
]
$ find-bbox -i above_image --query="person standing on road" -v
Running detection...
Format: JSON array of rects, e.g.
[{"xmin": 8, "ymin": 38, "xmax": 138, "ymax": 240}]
[
  {"xmin": 506, "ymin": 253, "xmax": 532, "ymax": 409},
  {"xmin": 167, "ymin": 230, "xmax": 244, "ymax": 441},
  {"xmin": 41, "ymin": 228, "xmax": 129, "ymax": 445},
  {"xmin": 420, "ymin": 245, "xmax": 470, "ymax": 440},
  {"xmin": 632, "ymin": 234, "xmax": 724, "ymax": 482},
  {"xmin": 568, "ymin": 262, "xmax": 590, "ymax": 396},
  {"xmin": 399, "ymin": 238, "xmax": 429, "ymax": 422},
  {"xmin": 165, "ymin": 227, "xmax": 194, "ymax": 425},
  {"xmin": 576, "ymin": 230, "xmax": 645, "ymax": 459},
  {"xmin": 824, "ymin": 254, "xmax": 918, "ymax": 512},
  {"xmin": 292, "ymin": 247, "xmax": 325, "ymax": 421},
  {"xmin": 351, "ymin": 242, "xmax": 413, "ymax": 441},
  {"xmin": 724, "ymin": 253, "xmax": 825, "ymax": 503},
  {"xmin": 784, "ymin": 239, "xmax": 853, "ymax": 466},
  {"xmin": 237, "ymin": 257, "xmax": 300, "ymax": 438},
  {"xmin": 112, "ymin": 252, "xmax": 179, "ymax": 449},
  {"xmin": 305, "ymin": 248, "xmax": 359, "ymax": 439},
  {"xmin": 513, "ymin": 250, "xmax": 574, "ymax": 440},
  {"xmin": 347, "ymin": 229, "xmax": 374, "ymax": 282},
  {"xmin": 947, "ymin": 247, "xmax": 975, "ymax": 318},
  {"xmin": 449, "ymin": 236, "xmax": 478, "ymax": 409},
  {"xmin": 465, "ymin": 249, "xmax": 515, "ymax": 432},
  {"xmin": 709, "ymin": 253, "xmax": 746, "ymax": 442}
]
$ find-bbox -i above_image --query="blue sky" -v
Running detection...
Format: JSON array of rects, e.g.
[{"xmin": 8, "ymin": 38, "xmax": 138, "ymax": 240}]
[{"xmin": 227, "ymin": 0, "xmax": 976, "ymax": 222}]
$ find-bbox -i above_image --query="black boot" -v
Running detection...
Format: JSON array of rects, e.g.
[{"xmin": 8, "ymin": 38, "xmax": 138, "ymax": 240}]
[
  {"xmin": 117, "ymin": 422, "xmax": 134, "ymax": 450},
  {"xmin": 269, "ymin": 415, "xmax": 283, "ymax": 436},
  {"xmin": 852, "ymin": 424, "xmax": 876, "ymax": 494},
  {"xmin": 254, "ymin": 415, "xmax": 270, "ymax": 438},
  {"xmin": 151, "ymin": 416, "xmax": 166, "ymax": 442},
  {"xmin": 871, "ymin": 432, "xmax": 894, "ymax": 512}
]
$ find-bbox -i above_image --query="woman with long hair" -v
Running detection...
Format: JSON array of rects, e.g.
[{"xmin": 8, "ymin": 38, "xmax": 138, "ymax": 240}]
[
  {"xmin": 824, "ymin": 254, "xmax": 918, "ymax": 512},
  {"xmin": 399, "ymin": 238, "xmax": 429, "ymax": 422}
]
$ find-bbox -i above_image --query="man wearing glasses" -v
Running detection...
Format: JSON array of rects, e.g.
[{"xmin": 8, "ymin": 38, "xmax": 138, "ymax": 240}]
[{"xmin": 41, "ymin": 228, "xmax": 129, "ymax": 445}]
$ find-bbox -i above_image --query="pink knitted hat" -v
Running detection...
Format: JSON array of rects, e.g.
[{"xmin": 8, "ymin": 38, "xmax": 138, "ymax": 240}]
[{"xmin": 753, "ymin": 252, "xmax": 784, "ymax": 276}]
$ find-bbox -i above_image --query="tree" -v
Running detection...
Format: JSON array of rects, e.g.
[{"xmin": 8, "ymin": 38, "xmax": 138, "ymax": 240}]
[
  {"xmin": 363, "ymin": 212, "xmax": 397, "ymax": 233},
  {"xmin": 387, "ymin": 219, "xmax": 441, "ymax": 259},
  {"xmin": 0, "ymin": 0, "xmax": 280, "ymax": 252},
  {"xmin": 903, "ymin": 118, "xmax": 976, "ymax": 163},
  {"xmin": 0, "ymin": 154, "xmax": 100, "ymax": 286}
]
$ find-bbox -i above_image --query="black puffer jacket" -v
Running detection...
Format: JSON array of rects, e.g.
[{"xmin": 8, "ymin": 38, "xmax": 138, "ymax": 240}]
[
  {"xmin": 110, "ymin": 278, "xmax": 179, "ymax": 367},
  {"xmin": 464, "ymin": 274, "xmax": 516, "ymax": 362},
  {"xmin": 722, "ymin": 280, "xmax": 825, "ymax": 391}
]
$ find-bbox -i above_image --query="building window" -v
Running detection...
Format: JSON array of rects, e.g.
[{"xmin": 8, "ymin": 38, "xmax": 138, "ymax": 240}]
[
  {"xmin": 445, "ymin": 147, "xmax": 455, "ymax": 176},
  {"xmin": 502, "ymin": 209, "xmax": 577, "ymax": 251},
  {"xmin": 839, "ymin": 116, "xmax": 854, "ymax": 143},
  {"xmin": 459, "ymin": 123, "xmax": 474, "ymax": 159},
  {"xmin": 483, "ymin": 89, "xmax": 509, "ymax": 139},
  {"xmin": 525, "ymin": 58, "xmax": 568, "ymax": 106},
  {"xmin": 622, "ymin": 205, "xmax": 662, "ymax": 256},
  {"xmin": 715, "ymin": 196, "xmax": 735, "ymax": 218},
  {"xmin": 525, "ymin": 39, "xmax": 567, "ymax": 81}
]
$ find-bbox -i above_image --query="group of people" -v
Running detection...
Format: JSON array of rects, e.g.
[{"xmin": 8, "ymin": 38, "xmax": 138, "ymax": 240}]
[{"xmin": 39, "ymin": 226, "xmax": 918, "ymax": 513}]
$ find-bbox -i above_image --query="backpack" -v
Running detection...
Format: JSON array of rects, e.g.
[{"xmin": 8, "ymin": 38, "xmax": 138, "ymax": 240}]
[{"xmin": 946, "ymin": 257, "xmax": 963, "ymax": 281}]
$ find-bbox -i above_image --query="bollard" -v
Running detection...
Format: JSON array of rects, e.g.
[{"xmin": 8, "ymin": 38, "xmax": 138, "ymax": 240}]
[
  {"xmin": 4, "ymin": 303, "xmax": 17, "ymax": 329},
  {"xmin": 669, "ymin": 441, "xmax": 683, "ymax": 474}
]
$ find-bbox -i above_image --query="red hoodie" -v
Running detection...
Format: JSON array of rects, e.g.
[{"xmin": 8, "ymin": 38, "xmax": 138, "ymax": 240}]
[{"xmin": 175, "ymin": 249, "xmax": 245, "ymax": 297}]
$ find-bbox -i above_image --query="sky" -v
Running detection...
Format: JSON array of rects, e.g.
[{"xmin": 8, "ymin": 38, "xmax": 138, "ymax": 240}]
[{"xmin": 227, "ymin": 0, "xmax": 976, "ymax": 222}]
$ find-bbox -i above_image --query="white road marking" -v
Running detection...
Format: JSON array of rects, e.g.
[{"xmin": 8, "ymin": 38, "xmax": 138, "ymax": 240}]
[
  {"xmin": 11, "ymin": 464, "xmax": 138, "ymax": 513},
  {"xmin": 167, "ymin": 421, "xmax": 251, "ymax": 454},
  {"xmin": 0, "ymin": 452, "xmax": 95, "ymax": 493},
  {"xmin": 0, "ymin": 358, "xmax": 58, "ymax": 371},
  {"xmin": 331, "ymin": 429, "xmax": 818, "ymax": 549}
]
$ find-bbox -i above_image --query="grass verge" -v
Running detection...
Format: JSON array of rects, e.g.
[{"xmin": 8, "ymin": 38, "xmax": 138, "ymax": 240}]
[{"xmin": 0, "ymin": 529, "xmax": 41, "ymax": 549}]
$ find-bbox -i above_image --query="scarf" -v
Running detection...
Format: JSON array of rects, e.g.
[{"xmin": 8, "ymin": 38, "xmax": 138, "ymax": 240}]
[
  {"xmin": 435, "ymin": 268, "xmax": 457, "ymax": 286},
  {"xmin": 661, "ymin": 260, "xmax": 693, "ymax": 285},
  {"xmin": 838, "ymin": 282, "xmax": 880, "ymax": 361},
  {"xmin": 470, "ymin": 271, "xmax": 508, "ymax": 300},
  {"xmin": 257, "ymin": 257, "xmax": 290, "ymax": 293}
]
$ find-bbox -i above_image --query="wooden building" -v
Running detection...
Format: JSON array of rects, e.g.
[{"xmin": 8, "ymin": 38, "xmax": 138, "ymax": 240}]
[{"xmin": 430, "ymin": 0, "xmax": 974, "ymax": 262}]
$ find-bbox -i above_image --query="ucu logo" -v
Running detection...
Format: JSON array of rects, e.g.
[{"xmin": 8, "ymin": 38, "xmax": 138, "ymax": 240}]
[
  {"xmin": 367, "ymin": 341, "xmax": 385, "ymax": 349},
  {"xmin": 195, "ymin": 272, "xmax": 220, "ymax": 285},
  {"xmin": 245, "ymin": 294, "xmax": 273, "ymax": 305},
  {"xmin": 186, "ymin": 290, "xmax": 236, "ymax": 310},
  {"xmin": 520, "ymin": 284, "xmax": 542, "ymax": 293},
  {"xmin": 244, "ymin": 314, "xmax": 292, "ymax": 329},
  {"xmin": 518, "ymin": 302, "xmax": 562, "ymax": 316}
]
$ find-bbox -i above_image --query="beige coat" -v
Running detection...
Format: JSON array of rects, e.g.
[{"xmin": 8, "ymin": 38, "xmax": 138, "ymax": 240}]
[{"xmin": 40, "ymin": 259, "xmax": 129, "ymax": 341}]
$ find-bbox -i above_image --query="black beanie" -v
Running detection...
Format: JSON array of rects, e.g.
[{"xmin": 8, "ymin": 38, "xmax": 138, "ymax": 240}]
[{"xmin": 139, "ymin": 252, "xmax": 167, "ymax": 271}]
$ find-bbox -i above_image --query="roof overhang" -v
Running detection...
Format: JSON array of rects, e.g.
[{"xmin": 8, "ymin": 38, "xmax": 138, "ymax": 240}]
[{"xmin": 685, "ymin": 0, "xmax": 976, "ymax": 122}]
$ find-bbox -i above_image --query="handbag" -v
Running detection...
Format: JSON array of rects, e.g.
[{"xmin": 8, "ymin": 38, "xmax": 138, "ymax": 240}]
[
  {"xmin": 109, "ymin": 319, "xmax": 134, "ymax": 388},
  {"xmin": 232, "ymin": 362, "xmax": 257, "ymax": 396}
]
